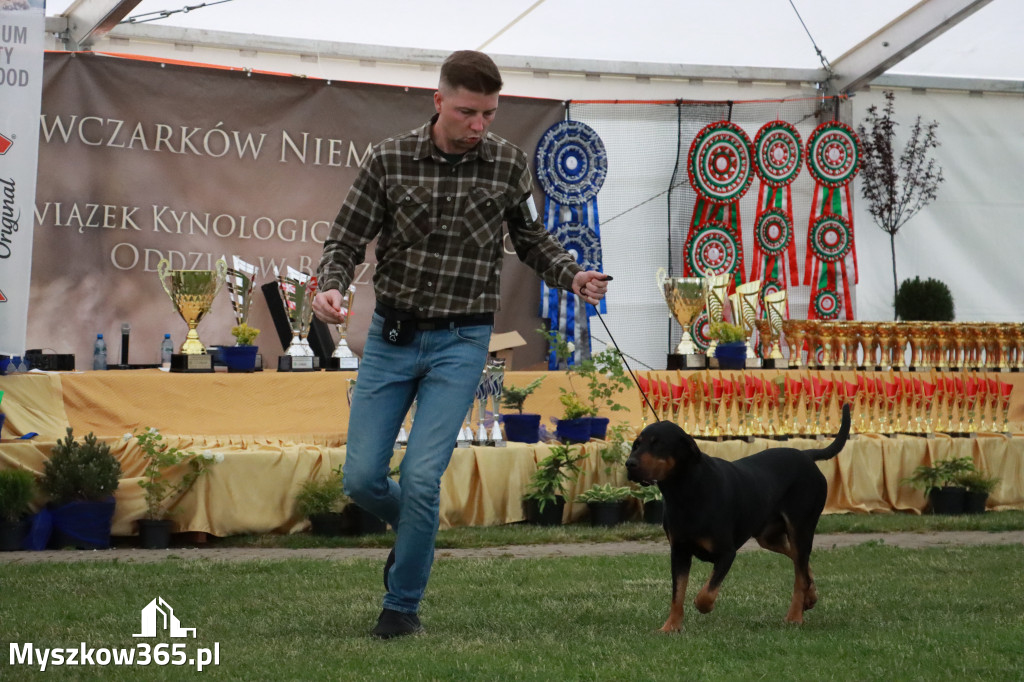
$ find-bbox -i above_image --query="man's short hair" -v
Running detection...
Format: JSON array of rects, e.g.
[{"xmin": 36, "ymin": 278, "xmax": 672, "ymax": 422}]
[{"xmin": 439, "ymin": 50, "xmax": 503, "ymax": 95}]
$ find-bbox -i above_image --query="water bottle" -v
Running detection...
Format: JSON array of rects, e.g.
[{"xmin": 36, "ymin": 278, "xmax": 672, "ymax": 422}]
[
  {"xmin": 92, "ymin": 333, "xmax": 107, "ymax": 370},
  {"xmin": 160, "ymin": 333, "xmax": 174, "ymax": 369}
]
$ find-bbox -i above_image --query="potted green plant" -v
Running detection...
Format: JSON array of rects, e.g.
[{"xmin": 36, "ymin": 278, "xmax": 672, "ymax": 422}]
[
  {"xmin": 576, "ymin": 483, "xmax": 633, "ymax": 527},
  {"xmin": 295, "ymin": 466, "xmax": 349, "ymax": 536},
  {"xmin": 555, "ymin": 393, "xmax": 592, "ymax": 444},
  {"xmin": 223, "ymin": 323, "xmax": 260, "ymax": 372},
  {"xmin": 500, "ymin": 377, "xmax": 545, "ymax": 443},
  {"xmin": 954, "ymin": 470, "xmax": 999, "ymax": 514},
  {"xmin": 710, "ymin": 321, "xmax": 747, "ymax": 370},
  {"xmin": 125, "ymin": 428, "xmax": 221, "ymax": 548},
  {"xmin": 570, "ymin": 347, "xmax": 633, "ymax": 440},
  {"xmin": 631, "ymin": 484, "xmax": 664, "ymax": 524},
  {"xmin": 901, "ymin": 456, "xmax": 976, "ymax": 515},
  {"xmin": 0, "ymin": 468, "xmax": 35, "ymax": 551},
  {"xmin": 522, "ymin": 443, "xmax": 586, "ymax": 525},
  {"xmin": 894, "ymin": 276, "xmax": 955, "ymax": 321},
  {"xmin": 40, "ymin": 428, "xmax": 121, "ymax": 549}
]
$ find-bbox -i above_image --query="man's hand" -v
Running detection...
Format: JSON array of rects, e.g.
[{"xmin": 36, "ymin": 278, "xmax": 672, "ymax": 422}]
[
  {"xmin": 312, "ymin": 289, "xmax": 346, "ymax": 325},
  {"xmin": 572, "ymin": 271, "xmax": 612, "ymax": 306}
]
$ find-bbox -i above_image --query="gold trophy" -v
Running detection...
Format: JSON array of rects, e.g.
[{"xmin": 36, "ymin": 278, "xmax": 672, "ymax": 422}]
[
  {"xmin": 781, "ymin": 319, "xmax": 808, "ymax": 369},
  {"xmin": 157, "ymin": 257, "xmax": 227, "ymax": 372},
  {"xmin": 329, "ymin": 284, "xmax": 359, "ymax": 371},
  {"xmin": 702, "ymin": 274, "xmax": 731, "ymax": 359},
  {"xmin": 274, "ymin": 265, "xmax": 318, "ymax": 371},
  {"xmin": 728, "ymin": 279, "xmax": 761, "ymax": 367},
  {"xmin": 657, "ymin": 269, "xmax": 707, "ymax": 369},
  {"xmin": 761, "ymin": 290, "xmax": 787, "ymax": 369}
]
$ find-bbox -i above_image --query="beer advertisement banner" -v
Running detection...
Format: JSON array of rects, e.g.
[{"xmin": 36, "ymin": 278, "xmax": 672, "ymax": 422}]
[
  {"xmin": 31, "ymin": 52, "xmax": 563, "ymax": 367},
  {"xmin": 0, "ymin": 1, "xmax": 45, "ymax": 357}
]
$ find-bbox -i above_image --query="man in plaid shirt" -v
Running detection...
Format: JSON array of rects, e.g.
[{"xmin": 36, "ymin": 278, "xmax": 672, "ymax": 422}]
[{"xmin": 313, "ymin": 50, "xmax": 610, "ymax": 639}]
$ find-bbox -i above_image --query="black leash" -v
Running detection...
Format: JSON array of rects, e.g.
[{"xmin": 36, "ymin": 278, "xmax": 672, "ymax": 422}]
[{"xmin": 592, "ymin": 306, "xmax": 662, "ymax": 422}]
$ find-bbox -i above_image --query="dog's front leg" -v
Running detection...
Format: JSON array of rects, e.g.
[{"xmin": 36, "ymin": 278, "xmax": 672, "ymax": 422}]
[
  {"xmin": 694, "ymin": 551, "xmax": 735, "ymax": 614},
  {"xmin": 661, "ymin": 546, "xmax": 692, "ymax": 633}
]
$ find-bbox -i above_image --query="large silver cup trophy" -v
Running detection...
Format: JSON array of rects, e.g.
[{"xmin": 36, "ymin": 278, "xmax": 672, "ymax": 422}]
[
  {"xmin": 329, "ymin": 284, "xmax": 359, "ymax": 371},
  {"xmin": 274, "ymin": 265, "xmax": 317, "ymax": 371}
]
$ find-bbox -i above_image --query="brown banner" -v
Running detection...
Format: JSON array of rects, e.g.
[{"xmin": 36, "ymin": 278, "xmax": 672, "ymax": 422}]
[{"xmin": 30, "ymin": 53, "xmax": 563, "ymax": 368}]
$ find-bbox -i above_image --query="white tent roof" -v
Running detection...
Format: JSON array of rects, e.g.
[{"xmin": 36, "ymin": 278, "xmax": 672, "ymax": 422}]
[{"xmin": 45, "ymin": 0, "xmax": 1024, "ymax": 91}]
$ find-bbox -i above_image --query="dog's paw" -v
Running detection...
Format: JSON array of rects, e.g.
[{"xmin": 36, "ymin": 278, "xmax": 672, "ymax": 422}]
[
  {"xmin": 694, "ymin": 591, "xmax": 716, "ymax": 614},
  {"xmin": 658, "ymin": 621, "xmax": 683, "ymax": 634}
]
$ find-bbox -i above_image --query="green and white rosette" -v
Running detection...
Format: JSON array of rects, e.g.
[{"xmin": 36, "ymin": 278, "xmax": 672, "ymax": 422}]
[
  {"xmin": 803, "ymin": 121, "xmax": 860, "ymax": 320},
  {"xmin": 535, "ymin": 119, "xmax": 608, "ymax": 368},
  {"xmin": 751, "ymin": 121, "xmax": 802, "ymax": 310},
  {"xmin": 683, "ymin": 121, "xmax": 753, "ymax": 288}
]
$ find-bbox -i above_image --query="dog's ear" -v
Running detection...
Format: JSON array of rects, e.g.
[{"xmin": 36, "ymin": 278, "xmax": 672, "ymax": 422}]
[{"xmin": 676, "ymin": 427, "xmax": 702, "ymax": 466}]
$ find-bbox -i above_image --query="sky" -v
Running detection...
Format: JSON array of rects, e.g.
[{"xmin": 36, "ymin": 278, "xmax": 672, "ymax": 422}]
[{"xmin": 44, "ymin": 0, "xmax": 1024, "ymax": 80}]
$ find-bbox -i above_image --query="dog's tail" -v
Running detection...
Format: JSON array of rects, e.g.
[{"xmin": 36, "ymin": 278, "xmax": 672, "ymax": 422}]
[{"xmin": 812, "ymin": 403, "xmax": 852, "ymax": 462}]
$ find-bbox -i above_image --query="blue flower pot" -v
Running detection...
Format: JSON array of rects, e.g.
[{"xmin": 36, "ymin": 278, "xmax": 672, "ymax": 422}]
[
  {"xmin": 502, "ymin": 413, "xmax": 542, "ymax": 443},
  {"xmin": 49, "ymin": 498, "xmax": 116, "ymax": 550},
  {"xmin": 222, "ymin": 345, "xmax": 258, "ymax": 373},
  {"xmin": 556, "ymin": 417, "xmax": 591, "ymax": 444},
  {"xmin": 589, "ymin": 416, "xmax": 610, "ymax": 440},
  {"xmin": 715, "ymin": 341, "xmax": 747, "ymax": 370}
]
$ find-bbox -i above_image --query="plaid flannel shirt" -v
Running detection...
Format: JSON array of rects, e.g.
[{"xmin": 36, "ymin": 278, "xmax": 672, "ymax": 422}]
[{"xmin": 316, "ymin": 117, "xmax": 581, "ymax": 317}]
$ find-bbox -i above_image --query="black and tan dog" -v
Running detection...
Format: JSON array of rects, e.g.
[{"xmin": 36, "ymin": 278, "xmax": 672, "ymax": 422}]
[{"xmin": 626, "ymin": 404, "xmax": 851, "ymax": 632}]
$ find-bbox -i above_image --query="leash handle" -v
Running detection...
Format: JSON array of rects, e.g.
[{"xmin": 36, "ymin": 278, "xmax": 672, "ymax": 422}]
[{"xmin": 593, "ymin": 308, "xmax": 661, "ymax": 422}]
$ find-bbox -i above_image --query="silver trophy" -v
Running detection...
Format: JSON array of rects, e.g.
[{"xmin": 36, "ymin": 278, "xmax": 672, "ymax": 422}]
[
  {"xmin": 330, "ymin": 284, "xmax": 359, "ymax": 371},
  {"xmin": 273, "ymin": 265, "xmax": 317, "ymax": 370},
  {"xmin": 475, "ymin": 367, "xmax": 492, "ymax": 445},
  {"xmin": 488, "ymin": 359, "xmax": 506, "ymax": 447},
  {"xmin": 226, "ymin": 255, "xmax": 258, "ymax": 333}
]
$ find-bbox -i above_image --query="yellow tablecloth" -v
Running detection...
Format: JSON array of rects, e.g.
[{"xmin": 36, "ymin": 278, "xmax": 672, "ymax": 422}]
[{"xmin": 1, "ymin": 369, "xmax": 1022, "ymax": 537}]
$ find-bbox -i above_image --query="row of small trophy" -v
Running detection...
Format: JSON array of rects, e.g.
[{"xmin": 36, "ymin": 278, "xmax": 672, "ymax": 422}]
[
  {"xmin": 459, "ymin": 360, "xmax": 506, "ymax": 447},
  {"xmin": 636, "ymin": 370, "xmax": 1015, "ymax": 439},
  {"xmin": 659, "ymin": 271, "xmax": 787, "ymax": 370},
  {"xmin": 779, "ymin": 320, "xmax": 1024, "ymax": 372},
  {"xmin": 156, "ymin": 256, "xmax": 358, "ymax": 372}
]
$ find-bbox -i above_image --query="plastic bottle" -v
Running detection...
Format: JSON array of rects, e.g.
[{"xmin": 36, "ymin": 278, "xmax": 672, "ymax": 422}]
[
  {"xmin": 92, "ymin": 333, "xmax": 107, "ymax": 370},
  {"xmin": 161, "ymin": 333, "xmax": 174, "ymax": 369}
]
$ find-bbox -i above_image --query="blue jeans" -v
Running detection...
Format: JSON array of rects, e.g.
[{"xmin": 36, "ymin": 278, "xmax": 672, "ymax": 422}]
[{"xmin": 343, "ymin": 312, "xmax": 491, "ymax": 614}]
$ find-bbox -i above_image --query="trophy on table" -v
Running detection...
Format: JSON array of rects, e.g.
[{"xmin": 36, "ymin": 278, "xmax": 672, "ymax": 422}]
[
  {"xmin": 157, "ymin": 257, "xmax": 227, "ymax": 373},
  {"xmin": 702, "ymin": 274, "xmax": 731, "ymax": 360},
  {"xmin": 274, "ymin": 265, "xmax": 318, "ymax": 371},
  {"xmin": 329, "ymin": 284, "xmax": 359, "ymax": 371},
  {"xmin": 760, "ymin": 290, "xmax": 787, "ymax": 369},
  {"xmin": 225, "ymin": 256, "xmax": 262, "ymax": 370},
  {"xmin": 487, "ymin": 359, "xmax": 506, "ymax": 447},
  {"xmin": 728, "ymin": 279, "xmax": 761, "ymax": 368},
  {"xmin": 657, "ymin": 270, "xmax": 707, "ymax": 370},
  {"xmin": 472, "ymin": 366, "xmax": 494, "ymax": 446}
]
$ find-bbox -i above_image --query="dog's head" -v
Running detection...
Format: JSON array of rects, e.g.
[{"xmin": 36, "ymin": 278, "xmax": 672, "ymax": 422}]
[{"xmin": 625, "ymin": 420, "xmax": 702, "ymax": 485}]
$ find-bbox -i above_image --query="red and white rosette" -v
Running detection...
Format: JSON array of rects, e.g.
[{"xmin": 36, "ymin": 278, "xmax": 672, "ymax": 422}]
[
  {"xmin": 803, "ymin": 121, "xmax": 860, "ymax": 320},
  {"xmin": 683, "ymin": 121, "xmax": 753, "ymax": 287},
  {"xmin": 751, "ymin": 121, "xmax": 802, "ymax": 306}
]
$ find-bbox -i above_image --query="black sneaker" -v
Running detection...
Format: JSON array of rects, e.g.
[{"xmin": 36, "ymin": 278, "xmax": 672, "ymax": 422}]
[
  {"xmin": 371, "ymin": 608, "xmax": 423, "ymax": 639},
  {"xmin": 383, "ymin": 548, "xmax": 396, "ymax": 591}
]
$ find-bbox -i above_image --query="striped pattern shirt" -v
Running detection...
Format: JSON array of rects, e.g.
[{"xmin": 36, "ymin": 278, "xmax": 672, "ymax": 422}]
[{"xmin": 316, "ymin": 117, "xmax": 581, "ymax": 317}]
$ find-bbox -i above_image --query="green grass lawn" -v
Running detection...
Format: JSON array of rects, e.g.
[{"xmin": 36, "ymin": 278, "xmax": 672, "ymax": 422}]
[{"xmin": 2, "ymin": 541, "xmax": 1023, "ymax": 681}]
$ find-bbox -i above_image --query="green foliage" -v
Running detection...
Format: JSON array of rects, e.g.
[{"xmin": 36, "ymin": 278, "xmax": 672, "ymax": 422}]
[
  {"xmin": 894, "ymin": 276, "xmax": 955, "ymax": 321},
  {"xmin": 500, "ymin": 377, "xmax": 544, "ymax": 414},
  {"xmin": 523, "ymin": 444, "xmax": 586, "ymax": 512},
  {"xmin": 630, "ymin": 484, "xmax": 663, "ymax": 503},
  {"xmin": 0, "ymin": 468, "xmax": 35, "ymax": 522},
  {"xmin": 128, "ymin": 428, "xmax": 220, "ymax": 520},
  {"xmin": 231, "ymin": 322, "xmax": 260, "ymax": 345},
  {"xmin": 295, "ymin": 466, "xmax": 349, "ymax": 517},
  {"xmin": 40, "ymin": 428, "xmax": 121, "ymax": 506},
  {"xmin": 709, "ymin": 321, "xmax": 746, "ymax": 343},
  {"xmin": 558, "ymin": 393, "xmax": 590, "ymax": 420},
  {"xmin": 539, "ymin": 327, "xmax": 632, "ymax": 418},
  {"xmin": 576, "ymin": 483, "xmax": 632, "ymax": 504},
  {"xmin": 901, "ymin": 456, "xmax": 976, "ymax": 493},
  {"xmin": 597, "ymin": 422, "xmax": 632, "ymax": 475},
  {"xmin": 955, "ymin": 470, "xmax": 1000, "ymax": 495}
]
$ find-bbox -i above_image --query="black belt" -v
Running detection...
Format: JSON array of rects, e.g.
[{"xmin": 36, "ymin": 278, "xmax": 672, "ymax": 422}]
[{"xmin": 375, "ymin": 302, "xmax": 493, "ymax": 331}]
